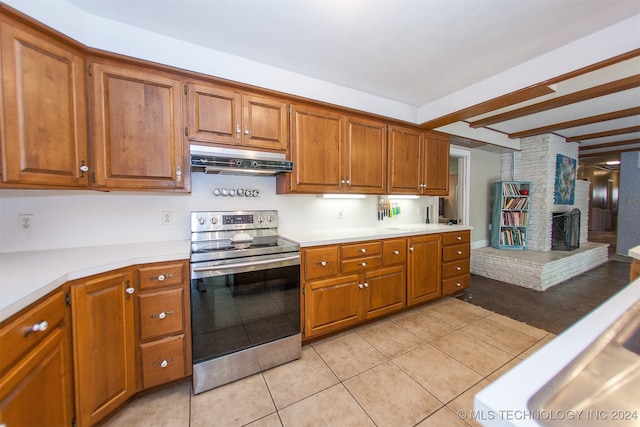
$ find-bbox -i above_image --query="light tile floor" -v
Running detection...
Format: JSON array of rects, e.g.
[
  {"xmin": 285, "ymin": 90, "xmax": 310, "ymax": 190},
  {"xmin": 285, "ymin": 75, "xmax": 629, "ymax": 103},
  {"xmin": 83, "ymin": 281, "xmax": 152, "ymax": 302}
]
[{"xmin": 103, "ymin": 297, "xmax": 555, "ymax": 427}]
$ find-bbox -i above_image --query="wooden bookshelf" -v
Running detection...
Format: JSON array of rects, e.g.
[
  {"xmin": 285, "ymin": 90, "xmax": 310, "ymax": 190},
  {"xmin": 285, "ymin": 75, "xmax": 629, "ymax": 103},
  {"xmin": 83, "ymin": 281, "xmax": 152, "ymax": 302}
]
[{"xmin": 491, "ymin": 181, "xmax": 531, "ymax": 250}]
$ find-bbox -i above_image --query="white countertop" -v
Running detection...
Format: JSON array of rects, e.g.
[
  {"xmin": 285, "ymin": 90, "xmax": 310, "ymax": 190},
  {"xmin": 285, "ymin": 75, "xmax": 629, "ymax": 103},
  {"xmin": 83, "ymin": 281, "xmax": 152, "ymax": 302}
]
[
  {"xmin": 474, "ymin": 277, "xmax": 640, "ymax": 427},
  {"xmin": 0, "ymin": 224, "xmax": 470, "ymax": 322},
  {"xmin": 282, "ymin": 223, "xmax": 471, "ymax": 247},
  {"xmin": 0, "ymin": 240, "xmax": 190, "ymax": 322},
  {"xmin": 629, "ymin": 245, "xmax": 640, "ymax": 260}
]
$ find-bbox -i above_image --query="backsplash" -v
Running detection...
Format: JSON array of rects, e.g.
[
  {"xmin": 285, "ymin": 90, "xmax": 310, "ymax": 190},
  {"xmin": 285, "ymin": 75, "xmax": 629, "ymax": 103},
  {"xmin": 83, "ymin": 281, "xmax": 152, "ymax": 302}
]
[{"xmin": 0, "ymin": 173, "xmax": 437, "ymax": 253}]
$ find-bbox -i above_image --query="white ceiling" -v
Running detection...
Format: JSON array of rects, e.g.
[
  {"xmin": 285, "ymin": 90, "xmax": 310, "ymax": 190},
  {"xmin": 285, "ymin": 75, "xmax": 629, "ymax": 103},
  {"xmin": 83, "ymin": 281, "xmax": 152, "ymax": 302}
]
[{"xmin": 65, "ymin": 0, "xmax": 640, "ymax": 166}]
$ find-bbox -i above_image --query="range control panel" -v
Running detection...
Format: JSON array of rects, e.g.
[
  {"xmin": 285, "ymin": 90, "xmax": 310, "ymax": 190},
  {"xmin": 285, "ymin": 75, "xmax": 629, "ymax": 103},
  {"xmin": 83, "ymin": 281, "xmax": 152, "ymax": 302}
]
[{"xmin": 191, "ymin": 210, "xmax": 279, "ymax": 232}]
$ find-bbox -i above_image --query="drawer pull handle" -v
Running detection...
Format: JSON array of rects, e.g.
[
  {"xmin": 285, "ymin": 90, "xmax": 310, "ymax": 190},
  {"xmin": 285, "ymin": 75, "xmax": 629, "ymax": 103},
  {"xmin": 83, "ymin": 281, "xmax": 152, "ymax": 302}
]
[
  {"xmin": 456, "ymin": 282, "xmax": 461, "ymax": 287},
  {"xmin": 361, "ymin": 262, "xmax": 367, "ymax": 267},
  {"xmin": 152, "ymin": 273, "xmax": 173, "ymax": 281},
  {"xmin": 24, "ymin": 320, "xmax": 48, "ymax": 337},
  {"xmin": 457, "ymin": 250, "xmax": 463, "ymax": 255},
  {"xmin": 393, "ymin": 250, "xmax": 400, "ymax": 255},
  {"xmin": 456, "ymin": 266, "xmax": 462, "ymax": 271},
  {"xmin": 151, "ymin": 310, "xmax": 174, "ymax": 319},
  {"xmin": 456, "ymin": 236, "xmax": 462, "ymax": 240},
  {"xmin": 358, "ymin": 283, "xmax": 364, "ymax": 289},
  {"xmin": 360, "ymin": 248, "xmax": 367, "ymax": 253},
  {"xmin": 126, "ymin": 287, "xmax": 135, "ymax": 295},
  {"xmin": 320, "ymin": 261, "xmax": 327, "ymax": 266},
  {"xmin": 363, "ymin": 282, "xmax": 368, "ymax": 288},
  {"xmin": 153, "ymin": 357, "xmax": 175, "ymax": 368}
]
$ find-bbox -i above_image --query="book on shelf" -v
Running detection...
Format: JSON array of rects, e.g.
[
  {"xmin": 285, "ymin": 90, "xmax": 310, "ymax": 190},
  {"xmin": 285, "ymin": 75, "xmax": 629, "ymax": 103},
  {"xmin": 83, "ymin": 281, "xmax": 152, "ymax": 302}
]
[
  {"xmin": 502, "ymin": 197, "xmax": 529, "ymax": 210},
  {"xmin": 502, "ymin": 211, "xmax": 528, "ymax": 226},
  {"xmin": 500, "ymin": 228, "xmax": 526, "ymax": 247}
]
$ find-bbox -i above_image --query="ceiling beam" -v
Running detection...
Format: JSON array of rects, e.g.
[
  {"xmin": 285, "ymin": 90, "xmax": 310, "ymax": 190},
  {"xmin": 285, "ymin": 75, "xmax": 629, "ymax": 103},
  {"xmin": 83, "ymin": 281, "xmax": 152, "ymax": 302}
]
[
  {"xmin": 580, "ymin": 146, "xmax": 640, "ymax": 157},
  {"xmin": 468, "ymin": 74, "xmax": 640, "ymax": 128},
  {"xmin": 508, "ymin": 107, "xmax": 640, "ymax": 139},
  {"xmin": 579, "ymin": 139, "xmax": 640, "ymax": 151},
  {"xmin": 566, "ymin": 126, "xmax": 640, "ymax": 142},
  {"xmin": 420, "ymin": 49, "xmax": 640, "ymax": 130}
]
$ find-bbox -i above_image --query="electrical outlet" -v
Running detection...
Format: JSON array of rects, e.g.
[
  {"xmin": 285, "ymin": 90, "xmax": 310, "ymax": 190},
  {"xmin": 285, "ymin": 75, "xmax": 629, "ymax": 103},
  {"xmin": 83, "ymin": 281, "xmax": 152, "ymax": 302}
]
[
  {"xmin": 337, "ymin": 209, "xmax": 344, "ymax": 219},
  {"xmin": 162, "ymin": 211, "xmax": 173, "ymax": 225},
  {"xmin": 19, "ymin": 214, "xmax": 34, "ymax": 231}
]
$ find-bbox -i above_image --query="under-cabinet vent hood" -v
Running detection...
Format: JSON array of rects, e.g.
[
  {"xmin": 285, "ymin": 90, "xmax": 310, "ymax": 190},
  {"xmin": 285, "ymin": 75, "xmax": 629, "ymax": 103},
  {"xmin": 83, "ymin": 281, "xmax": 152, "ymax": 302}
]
[{"xmin": 190, "ymin": 146, "xmax": 293, "ymax": 176}]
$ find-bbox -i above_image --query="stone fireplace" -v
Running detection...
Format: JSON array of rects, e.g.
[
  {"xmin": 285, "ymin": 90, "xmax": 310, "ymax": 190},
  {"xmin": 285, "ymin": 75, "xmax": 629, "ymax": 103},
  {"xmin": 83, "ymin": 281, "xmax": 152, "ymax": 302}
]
[{"xmin": 471, "ymin": 134, "xmax": 609, "ymax": 291}]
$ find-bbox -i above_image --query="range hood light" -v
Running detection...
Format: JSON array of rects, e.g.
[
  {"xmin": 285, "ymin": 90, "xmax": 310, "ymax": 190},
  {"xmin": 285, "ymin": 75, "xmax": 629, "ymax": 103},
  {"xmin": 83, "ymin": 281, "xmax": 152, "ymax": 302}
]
[{"xmin": 318, "ymin": 194, "xmax": 367, "ymax": 199}]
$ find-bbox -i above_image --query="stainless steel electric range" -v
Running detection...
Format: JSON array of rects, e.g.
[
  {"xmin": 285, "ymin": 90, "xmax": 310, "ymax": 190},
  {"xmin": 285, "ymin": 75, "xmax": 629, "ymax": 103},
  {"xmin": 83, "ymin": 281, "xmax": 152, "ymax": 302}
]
[{"xmin": 189, "ymin": 210, "xmax": 301, "ymax": 394}]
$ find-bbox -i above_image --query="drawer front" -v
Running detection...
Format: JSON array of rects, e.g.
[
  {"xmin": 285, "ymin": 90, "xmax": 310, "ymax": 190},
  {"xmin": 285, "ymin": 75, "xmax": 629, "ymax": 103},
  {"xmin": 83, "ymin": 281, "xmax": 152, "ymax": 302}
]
[
  {"xmin": 341, "ymin": 241, "xmax": 381, "ymax": 259},
  {"xmin": 442, "ymin": 275, "xmax": 470, "ymax": 295},
  {"xmin": 382, "ymin": 239, "xmax": 407, "ymax": 266},
  {"xmin": 138, "ymin": 289, "xmax": 185, "ymax": 341},
  {"xmin": 304, "ymin": 246, "xmax": 339, "ymax": 281},
  {"xmin": 443, "ymin": 244, "xmax": 470, "ymax": 262},
  {"xmin": 442, "ymin": 231, "xmax": 470, "ymax": 246},
  {"xmin": 137, "ymin": 262, "xmax": 186, "ymax": 291},
  {"xmin": 341, "ymin": 255, "xmax": 382, "ymax": 274},
  {"xmin": 0, "ymin": 289, "xmax": 66, "ymax": 373},
  {"xmin": 140, "ymin": 334, "xmax": 187, "ymax": 389},
  {"xmin": 442, "ymin": 259, "xmax": 470, "ymax": 279}
]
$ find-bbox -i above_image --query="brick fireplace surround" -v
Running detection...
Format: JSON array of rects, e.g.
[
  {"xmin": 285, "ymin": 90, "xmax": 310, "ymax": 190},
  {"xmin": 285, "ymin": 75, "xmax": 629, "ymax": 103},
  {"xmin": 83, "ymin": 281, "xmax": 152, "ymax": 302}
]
[{"xmin": 471, "ymin": 134, "xmax": 609, "ymax": 291}]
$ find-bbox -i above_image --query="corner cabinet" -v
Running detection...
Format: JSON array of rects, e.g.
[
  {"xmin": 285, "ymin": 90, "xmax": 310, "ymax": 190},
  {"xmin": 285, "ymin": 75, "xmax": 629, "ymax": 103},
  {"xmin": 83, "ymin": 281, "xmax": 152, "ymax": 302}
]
[
  {"xmin": 186, "ymin": 81, "xmax": 288, "ymax": 152},
  {"xmin": 89, "ymin": 58, "xmax": 189, "ymax": 191},
  {"xmin": 491, "ymin": 181, "xmax": 531, "ymax": 250},
  {"xmin": 70, "ymin": 268, "xmax": 137, "ymax": 427},
  {"xmin": 0, "ymin": 12, "xmax": 90, "ymax": 189}
]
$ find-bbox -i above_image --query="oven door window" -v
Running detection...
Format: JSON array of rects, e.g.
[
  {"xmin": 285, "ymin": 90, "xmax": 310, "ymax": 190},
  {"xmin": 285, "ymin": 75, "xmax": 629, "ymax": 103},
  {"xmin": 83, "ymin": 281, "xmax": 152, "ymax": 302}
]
[{"xmin": 191, "ymin": 264, "xmax": 300, "ymax": 364}]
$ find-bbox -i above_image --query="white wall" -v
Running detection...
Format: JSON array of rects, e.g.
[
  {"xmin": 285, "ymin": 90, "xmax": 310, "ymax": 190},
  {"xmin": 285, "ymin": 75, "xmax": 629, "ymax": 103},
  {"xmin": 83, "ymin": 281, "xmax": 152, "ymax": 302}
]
[
  {"xmin": 469, "ymin": 149, "xmax": 502, "ymax": 248},
  {"xmin": 0, "ymin": 174, "xmax": 439, "ymax": 252}
]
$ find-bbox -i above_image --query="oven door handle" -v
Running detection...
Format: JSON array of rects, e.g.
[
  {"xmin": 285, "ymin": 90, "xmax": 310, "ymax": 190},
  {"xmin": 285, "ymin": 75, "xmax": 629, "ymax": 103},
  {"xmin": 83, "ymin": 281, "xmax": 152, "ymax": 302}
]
[{"xmin": 193, "ymin": 255, "xmax": 300, "ymax": 272}]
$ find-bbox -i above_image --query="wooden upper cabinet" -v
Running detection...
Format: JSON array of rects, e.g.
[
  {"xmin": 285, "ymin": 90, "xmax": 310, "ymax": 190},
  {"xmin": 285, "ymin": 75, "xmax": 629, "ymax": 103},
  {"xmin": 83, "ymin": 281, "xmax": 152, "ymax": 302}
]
[
  {"xmin": 278, "ymin": 103, "xmax": 343, "ymax": 193},
  {"xmin": 0, "ymin": 16, "xmax": 89, "ymax": 188},
  {"xmin": 343, "ymin": 116, "xmax": 387, "ymax": 194},
  {"xmin": 424, "ymin": 131, "xmax": 450, "ymax": 195},
  {"xmin": 186, "ymin": 81, "xmax": 287, "ymax": 151},
  {"xmin": 89, "ymin": 58, "xmax": 188, "ymax": 191},
  {"xmin": 387, "ymin": 125, "xmax": 422, "ymax": 194}
]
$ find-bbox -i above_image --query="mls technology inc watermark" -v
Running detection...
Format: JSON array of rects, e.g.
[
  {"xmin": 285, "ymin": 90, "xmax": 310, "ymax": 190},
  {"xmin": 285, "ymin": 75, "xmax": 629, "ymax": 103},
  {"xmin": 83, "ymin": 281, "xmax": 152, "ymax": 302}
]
[{"xmin": 457, "ymin": 409, "xmax": 639, "ymax": 422}]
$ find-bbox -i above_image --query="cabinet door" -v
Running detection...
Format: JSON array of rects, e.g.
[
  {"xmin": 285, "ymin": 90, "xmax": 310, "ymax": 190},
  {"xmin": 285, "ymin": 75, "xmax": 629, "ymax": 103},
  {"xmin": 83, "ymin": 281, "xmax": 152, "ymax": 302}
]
[
  {"xmin": 187, "ymin": 82, "xmax": 241, "ymax": 146},
  {"xmin": 90, "ymin": 59, "xmax": 187, "ymax": 191},
  {"xmin": 0, "ymin": 18, "xmax": 89, "ymax": 188},
  {"xmin": 407, "ymin": 234, "xmax": 442, "ymax": 305},
  {"xmin": 0, "ymin": 328, "xmax": 73, "ymax": 427},
  {"xmin": 424, "ymin": 132, "xmax": 450, "ymax": 195},
  {"xmin": 282, "ymin": 104, "xmax": 343, "ymax": 193},
  {"xmin": 71, "ymin": 269, "xmax": 136, "ymax": 427},
  {"xmin": 387, "ymin": 125, "xmax": 422, "ymax": 194},
  {"xmin": 363, "ymin": 265, "xmax": 405, "ymax": 320},
  {"xmin": 304, "ymin": 274, "xmax": 360, "ymax": 338},
  {"xmin": 343, "ymin": 116, "xmax": 387, "ymax": 194},
  {"xmin": 242, "ymin": 94, "xmax": 288, "ymax": 151}
]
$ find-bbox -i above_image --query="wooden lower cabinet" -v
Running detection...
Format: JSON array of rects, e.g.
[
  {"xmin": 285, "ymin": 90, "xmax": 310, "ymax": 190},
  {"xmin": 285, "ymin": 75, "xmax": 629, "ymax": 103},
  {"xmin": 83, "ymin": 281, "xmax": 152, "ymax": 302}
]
[
  {"xmin": 631, "ymin": 260, "xmax": 640, "ymax": 282},
  {"xmin": 441, "ymin": 231, "xmax": 471, "ymax": 296},
  {"xmin": 70, "ymin": 268, "xmax": 137, "ymax": 427},
  {"xmin": 305, "ymin": 274, "xmax": 361, "ymax": 338},
  {"xmin": 407, "ymin": 234, "xmax": 442, "ymax": 305},
  {"xmin": 363, "ymin": 265, "xmax": 405, "ymax": 319},
  {"xmin": 0, "ymin": 289, "xmax": 73, "ymax": 427}
]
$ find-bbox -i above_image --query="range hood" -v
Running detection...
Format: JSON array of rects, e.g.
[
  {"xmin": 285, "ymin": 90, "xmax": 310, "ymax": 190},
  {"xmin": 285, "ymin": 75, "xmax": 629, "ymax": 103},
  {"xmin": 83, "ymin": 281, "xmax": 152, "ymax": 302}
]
[{"xmin": 190, "ymin": 146, "xmax": 293, "ymax": 176}]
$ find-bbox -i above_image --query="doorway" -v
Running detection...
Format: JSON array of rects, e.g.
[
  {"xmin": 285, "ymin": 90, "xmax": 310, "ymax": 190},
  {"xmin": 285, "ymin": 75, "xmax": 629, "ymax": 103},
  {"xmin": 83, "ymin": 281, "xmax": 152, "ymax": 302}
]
[{"xmin": 446, "ymin": 146, "xmax": 470, "ymax": 226}]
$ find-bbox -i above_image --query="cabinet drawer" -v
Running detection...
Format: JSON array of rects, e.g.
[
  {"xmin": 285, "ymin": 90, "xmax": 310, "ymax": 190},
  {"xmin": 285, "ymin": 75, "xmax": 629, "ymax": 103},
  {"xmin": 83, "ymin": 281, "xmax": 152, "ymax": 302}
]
[
  {"xmin": 304, "ymin": 246, "xmax": 339, "ymax": 281},
  {"xmin": 138, "ymin": 289, "xmax": 185, "ymax": 341},
  {"xmin": 442, "ymin": 275, "xmax": 470, "ymax": 295},
  {"xmin": 341, "ymin": 241, "xmax": 381, "ymax": 259},
  {"xmin": 137, "ymin": 262, "xmax": 186, "ymax": 291},
  {"xmin": 341, "ymin": 255, "xmax": 382, "ymax": 273},
  {"xmin": 442, "ymin": 259, "xmax": 470, "ymax": 279},
  {"xmin": 382, "ymin": 239, "xmax": 407, "ymax": 266},
  {"xmin": 0, "ymin": 290, "xmax": 66, "ymax": 373},
  {"xmin": 442, "ymin": 231, "xmax": 470, "ymax": 246},
  {"xmin": 443, "ymin": 244, "xmax": 470, "ymax": 262},
  {"xmin": 140, "ymin": 334, "xmax": 187, "ymax": 389}
]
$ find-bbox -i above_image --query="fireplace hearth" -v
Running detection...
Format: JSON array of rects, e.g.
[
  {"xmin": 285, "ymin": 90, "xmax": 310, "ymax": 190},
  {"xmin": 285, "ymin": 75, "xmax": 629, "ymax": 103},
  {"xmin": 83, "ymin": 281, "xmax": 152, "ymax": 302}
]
[{"xmin": 552, "ymin": 209, "xmax": 581, "ymax": 251}]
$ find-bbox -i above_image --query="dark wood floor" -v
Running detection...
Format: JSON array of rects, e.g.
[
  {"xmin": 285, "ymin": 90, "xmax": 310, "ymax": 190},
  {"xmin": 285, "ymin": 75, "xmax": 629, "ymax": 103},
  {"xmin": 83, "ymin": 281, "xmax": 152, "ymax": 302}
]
[{"xmin": 457, "ymin": 257, "xmax": 632, "ymax": 335}]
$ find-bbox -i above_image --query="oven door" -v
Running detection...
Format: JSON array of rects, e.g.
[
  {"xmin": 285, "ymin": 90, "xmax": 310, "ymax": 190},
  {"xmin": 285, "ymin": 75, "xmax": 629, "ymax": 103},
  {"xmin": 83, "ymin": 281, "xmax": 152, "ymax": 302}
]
[{"xmin": 190, "ymin": 253, "xmax": 300, "ymax": 365}]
